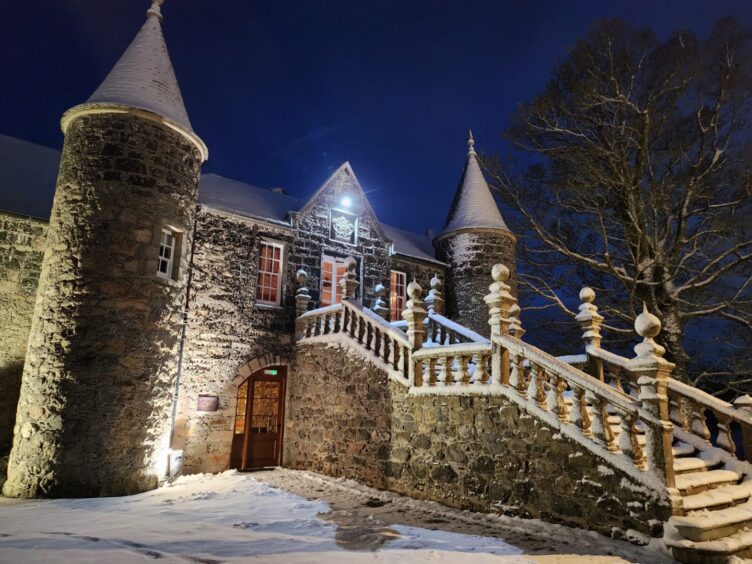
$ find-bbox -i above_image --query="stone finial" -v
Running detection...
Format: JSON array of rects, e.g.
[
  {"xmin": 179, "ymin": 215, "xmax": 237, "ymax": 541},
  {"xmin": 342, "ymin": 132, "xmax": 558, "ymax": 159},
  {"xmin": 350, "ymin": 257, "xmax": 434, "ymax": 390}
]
[
  {"xmin": 509, "ymin": 302, "xmax": 525, "ymax": 339},
  {"xmin": 339, "ymin": 256, "xmax": 359, "ymax": 300},
  {"xmin": 467, "ymin": 129, "xmax": 476, "ymax": 156},
  {"xmin": 483, "ymin": 264, "xmax": 515, "ymax": 337},
  {"xmin": 371, "ymin": 282, "xmax": 389, "ymax": 320},
  {"xmin": 575, "ymin": 287, "xmax": 604, "ymax": 349},
  {"xmin": 734, "ymin": 395, "xmax": 752, "ymax": 410},
  {"xmin": 425, "ymin": 273, "xmax": 445, "ymax": 315},
  {"xmin": 402, "ymin": 280, "xmax": 427, "ymax": 351},
  {"xmin": 632, "ymin": 303, "xmax": 668, "ymax": 363},
  {"xmin": 295, "ymin": 269, "xmax": 311, "ymax": 317},
  {"xmin": 147, "ymin": 0, "xmax": 165, "ymax": 20}
]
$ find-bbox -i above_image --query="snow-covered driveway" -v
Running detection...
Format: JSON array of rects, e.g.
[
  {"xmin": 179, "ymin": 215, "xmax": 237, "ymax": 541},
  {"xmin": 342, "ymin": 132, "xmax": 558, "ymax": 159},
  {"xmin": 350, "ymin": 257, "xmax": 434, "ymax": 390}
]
[{"xmin": 0, "ymin": 469, "xmax": 674, "ymax": 563}]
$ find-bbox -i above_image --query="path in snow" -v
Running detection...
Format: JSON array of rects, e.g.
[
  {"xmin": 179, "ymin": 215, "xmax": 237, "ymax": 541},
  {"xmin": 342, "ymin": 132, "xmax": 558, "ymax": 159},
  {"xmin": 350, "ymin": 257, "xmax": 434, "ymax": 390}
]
[{"xmin": 0, "ymin": 468, "xmax": 675, "ymax": 563}]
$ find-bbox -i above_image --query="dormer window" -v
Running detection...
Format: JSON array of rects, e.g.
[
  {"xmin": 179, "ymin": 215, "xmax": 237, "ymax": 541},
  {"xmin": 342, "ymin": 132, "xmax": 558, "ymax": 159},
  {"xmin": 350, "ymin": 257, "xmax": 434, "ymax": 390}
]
[{"xmin": 157, "ymin": 228, "xmax": 179, "ymax": 280}]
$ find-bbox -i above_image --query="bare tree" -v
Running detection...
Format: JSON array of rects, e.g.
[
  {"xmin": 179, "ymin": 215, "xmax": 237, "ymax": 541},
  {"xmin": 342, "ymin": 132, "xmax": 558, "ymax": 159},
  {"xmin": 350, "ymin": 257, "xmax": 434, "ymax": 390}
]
[{"xmin": 486, "ymin": 19, "xmax": 752, "ymax": 389}]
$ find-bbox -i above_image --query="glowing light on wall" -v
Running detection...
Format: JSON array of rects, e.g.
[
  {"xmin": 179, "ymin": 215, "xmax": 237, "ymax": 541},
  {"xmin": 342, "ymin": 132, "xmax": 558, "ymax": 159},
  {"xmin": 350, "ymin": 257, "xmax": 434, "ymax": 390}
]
[{"xmin": 340, "ymin": 196, "xmax": 352, "ymax": 208}]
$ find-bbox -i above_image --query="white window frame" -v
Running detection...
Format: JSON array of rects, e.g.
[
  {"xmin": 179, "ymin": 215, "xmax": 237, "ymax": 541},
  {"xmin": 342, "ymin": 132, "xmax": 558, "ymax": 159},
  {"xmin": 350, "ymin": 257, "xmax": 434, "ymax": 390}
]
[
  {"xmin": 390, "ymin": 270, "xmax": 407, "ymax": 321},
  {"xmin": 256, "ymin": 240, "xmax": 285, "ymax": 306},
  {"xmin": 157, "ymin": 228, "xmax": 176, "ymax": 280},
  {"xmin": 321, "ymin": 254, "xmax": 352, "ymax": 307}
]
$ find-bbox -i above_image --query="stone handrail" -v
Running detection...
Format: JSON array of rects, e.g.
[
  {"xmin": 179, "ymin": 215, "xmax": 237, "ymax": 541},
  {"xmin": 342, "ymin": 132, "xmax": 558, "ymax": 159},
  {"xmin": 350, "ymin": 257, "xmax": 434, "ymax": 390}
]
[
  {"xmin": 412, "ymin": 342, "xmax": 494, "ymax": 388},
  {"xmin": 391, "ymin": 313, "xmax": 488, "ymax": 346},
  {"xmin": 296, "ymin": 300, "xmax": 412, "ymax": 381},
  {"xmin": 497, "ymin": 334, "xmax": 675, "ymax": 487},
  {"xmin": 587, "ymin": 345, "xmax": 752, "ymax": 463}
]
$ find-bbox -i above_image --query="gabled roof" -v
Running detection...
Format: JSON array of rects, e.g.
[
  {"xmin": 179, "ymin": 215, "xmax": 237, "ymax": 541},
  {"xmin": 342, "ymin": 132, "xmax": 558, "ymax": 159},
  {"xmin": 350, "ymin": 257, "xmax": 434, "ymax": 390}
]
[
  {"xmin": 0, "ymin": 134, "xmax": 60, "ymax": 219},
  {"xmin": 199, "ymin": 173, "xmax": 301, "ymax": 224},
  {"xmin": 381, "ymin": 223, "xmax": 442, "ymax": 265},
  {"xmin": 84, "ymin": 2, "xmax": 193, "ymax": 133},
  {"xmin": 439, "ymin": 131, "xmax": 509, "ymax": 237}
]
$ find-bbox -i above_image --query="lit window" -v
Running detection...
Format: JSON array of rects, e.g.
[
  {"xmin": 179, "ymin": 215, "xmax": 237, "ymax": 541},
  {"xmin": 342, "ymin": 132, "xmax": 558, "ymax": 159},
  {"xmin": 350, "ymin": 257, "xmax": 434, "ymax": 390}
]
[
  {"xmin": 390, "ymin": 270, "xmax": 407, "ymax": 321},
  {"xmin": 321, "ymin": 255, "xmax": 350, "ymax": 306},
  {"xmin": 234, "ymin": 379, "xmax": 248, "ymax": 435},
  {"xmin": 157, "ymin": 229, "xmax": 177, "ymax": 279},
  {"xmin": 256, "ymin": 241, "xmax": 284, "ymax": 306}
]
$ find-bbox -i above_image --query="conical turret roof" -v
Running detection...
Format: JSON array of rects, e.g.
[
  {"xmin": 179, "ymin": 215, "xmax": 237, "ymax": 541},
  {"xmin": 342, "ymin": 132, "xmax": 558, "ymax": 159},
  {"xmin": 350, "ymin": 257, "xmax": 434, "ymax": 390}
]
[
  {"xmin": 62, "ymin": 1, "xmax": 206, "ymax": 159},
  {"xmin": 439, "ymin": 131, "xmax": 509, "ymax": 236},
  {"xmin": 85, "ymin": 1, "xmax": 192, "ymax": 132}
]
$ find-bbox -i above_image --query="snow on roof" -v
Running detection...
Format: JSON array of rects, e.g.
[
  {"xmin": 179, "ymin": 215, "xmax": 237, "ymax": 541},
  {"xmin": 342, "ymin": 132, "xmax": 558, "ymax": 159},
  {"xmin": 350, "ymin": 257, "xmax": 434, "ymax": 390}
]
[
  {"xmin": 439, "ymin": 131, "xmax": 509, "ymax": 236},
  {"xmin": 0, "ymin": 134, "xmax": 60, "ymax": 219},
  {"xmin": 199, "ymin": 173, "xmax": 302, "ymax": 224},
  {"xmin": 381, "ymin": 223, "xmax": 439, "ymax": 263},
  {"xmin": 82, "ymin": 2, "xmax": 194, "ymax": 134}
]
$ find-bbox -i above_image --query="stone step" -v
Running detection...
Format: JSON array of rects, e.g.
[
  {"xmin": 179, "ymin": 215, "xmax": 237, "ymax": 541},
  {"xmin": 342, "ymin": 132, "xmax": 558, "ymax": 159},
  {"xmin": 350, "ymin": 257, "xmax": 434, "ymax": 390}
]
[
  {"xmin": 674, "ymin": 470, "xmax": 740, "ymax": 496},
  {"xmin": 666, "ymin": 524, "xmax": 752, "ymax": 564},
  {"xmin": 673, "ymin": 457, "xmax": 718, "ymax": 475},
  {"xmin": 682, "ymin": 482, "xmax": 752, "ymax": 513},
  {"xmin": 670, "ymin": 501, "xmax": 752, "ymax": 542},
  {"xmin": 672, "ymin": 442, "xmax": 696, "ymax": 458}
]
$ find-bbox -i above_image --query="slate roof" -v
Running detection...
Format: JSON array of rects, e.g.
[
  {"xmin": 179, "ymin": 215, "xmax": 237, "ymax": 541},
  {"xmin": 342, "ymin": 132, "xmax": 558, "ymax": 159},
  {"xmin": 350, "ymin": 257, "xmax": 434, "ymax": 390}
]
[
  {"xmin": 440, "ymin": 131, "xmax": 509, "ymax": 236},
  {"xmin": 81, "ymin": 2, "xmax": 194, "ymax": 134},
  {"xmin": 198, "ymin": 172, "xmax": 438, "ymax": 261},
  {"xmin": 0, "ymin": 134, "xmax": 60, "ymax": 219}
]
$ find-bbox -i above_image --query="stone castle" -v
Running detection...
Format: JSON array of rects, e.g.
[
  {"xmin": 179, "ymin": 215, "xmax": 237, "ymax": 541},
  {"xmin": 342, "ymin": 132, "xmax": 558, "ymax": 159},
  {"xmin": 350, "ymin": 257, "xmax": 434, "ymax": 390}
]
[{"xmin": 2, "ymin": 3, "xmax": 752, "ymax": 562}]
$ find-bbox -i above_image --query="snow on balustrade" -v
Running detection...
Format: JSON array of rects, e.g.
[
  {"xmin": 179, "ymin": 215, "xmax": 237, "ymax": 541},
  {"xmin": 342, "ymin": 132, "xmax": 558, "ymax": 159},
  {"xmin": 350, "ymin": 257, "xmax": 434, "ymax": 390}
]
[{"xmin": 581, "ymin": 288, "xmax": 752, "ymax": 467}]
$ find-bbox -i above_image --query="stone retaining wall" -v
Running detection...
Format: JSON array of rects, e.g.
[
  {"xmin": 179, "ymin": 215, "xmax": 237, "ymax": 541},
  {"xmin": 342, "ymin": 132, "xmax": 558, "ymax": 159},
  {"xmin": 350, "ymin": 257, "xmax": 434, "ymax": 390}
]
[
  {"xmin": 285, "ymin": 341, "xmax": 672, "ymax": 539},
  {"xmin": 0, "ymin": 212, "xmax": 46, "ymax": 454}
]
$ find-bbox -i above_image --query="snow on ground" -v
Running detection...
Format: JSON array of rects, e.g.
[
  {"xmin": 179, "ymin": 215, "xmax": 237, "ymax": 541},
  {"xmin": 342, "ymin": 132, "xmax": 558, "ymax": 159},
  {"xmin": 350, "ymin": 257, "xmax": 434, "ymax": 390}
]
[{"xmin": 0, "ymin": 468, "xmax": 675, "ymax": 563}]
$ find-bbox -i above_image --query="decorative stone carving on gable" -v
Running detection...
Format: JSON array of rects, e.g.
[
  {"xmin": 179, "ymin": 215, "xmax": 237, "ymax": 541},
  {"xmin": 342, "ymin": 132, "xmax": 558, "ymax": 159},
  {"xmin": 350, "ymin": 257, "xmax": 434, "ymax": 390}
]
[{"xmin": 330, "ymin": 209, "xmax": 358, "ymax": 245}]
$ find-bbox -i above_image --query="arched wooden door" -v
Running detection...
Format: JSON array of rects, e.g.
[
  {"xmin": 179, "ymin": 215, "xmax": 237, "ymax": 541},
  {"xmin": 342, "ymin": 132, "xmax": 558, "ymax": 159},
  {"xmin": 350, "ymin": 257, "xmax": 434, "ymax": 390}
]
[{"xmin": 230, "ymin": 365, "xmax": 287, "ymax": 470}]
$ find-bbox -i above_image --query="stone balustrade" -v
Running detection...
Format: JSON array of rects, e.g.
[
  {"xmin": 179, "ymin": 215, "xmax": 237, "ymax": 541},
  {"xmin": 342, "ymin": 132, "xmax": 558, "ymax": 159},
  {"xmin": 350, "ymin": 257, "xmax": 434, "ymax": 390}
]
[
  {"xmin": 412, "ymin": 342, "xmax": 494, "ymax": 389},
  {"xmin": 581, "ymin": 288, "xmax": 752, "ymax": 465}
]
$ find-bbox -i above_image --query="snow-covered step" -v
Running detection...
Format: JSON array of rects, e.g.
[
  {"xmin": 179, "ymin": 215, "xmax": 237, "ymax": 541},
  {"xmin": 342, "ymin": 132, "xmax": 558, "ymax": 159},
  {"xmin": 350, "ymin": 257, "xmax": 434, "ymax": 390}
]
[
  {"xmin": 670, "ymin": 502, "xmax": 752, "ymax": 542},
  {"xmin": 666, "ymin": 524, "xmax": 752, "ymax": 564},
  {"xmin": 672, "ymin": 442, "xmax": 696, "ymax": 458},
  {"xmin": 673, "ymin": 457, "xmax": 717, "ymax": 475},
  {"xmin": 682, "ymin": 482, "xmax": 752, "ymax": 513},
  {"xmin": 674, "ymin": 470, "xmax": 740, "ymax": 496}
]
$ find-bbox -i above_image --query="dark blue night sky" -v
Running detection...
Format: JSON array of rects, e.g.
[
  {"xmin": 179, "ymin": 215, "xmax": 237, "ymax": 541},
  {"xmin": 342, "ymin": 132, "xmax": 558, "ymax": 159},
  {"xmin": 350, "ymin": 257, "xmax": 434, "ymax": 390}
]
[{"xmin": 2, "ymin": 0, "xmax": 751, "ymax": 232}]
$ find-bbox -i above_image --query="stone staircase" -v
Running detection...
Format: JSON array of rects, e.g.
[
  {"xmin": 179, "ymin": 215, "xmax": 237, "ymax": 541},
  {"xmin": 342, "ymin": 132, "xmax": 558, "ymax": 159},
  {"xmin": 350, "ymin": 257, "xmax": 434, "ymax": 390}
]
[{"xmin": 294, "ymin": 263, "xmax": 752, "ymax": 564}]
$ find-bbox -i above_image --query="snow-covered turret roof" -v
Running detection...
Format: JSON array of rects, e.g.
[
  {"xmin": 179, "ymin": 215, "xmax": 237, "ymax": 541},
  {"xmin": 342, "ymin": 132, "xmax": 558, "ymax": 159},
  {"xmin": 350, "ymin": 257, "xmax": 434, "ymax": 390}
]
[
  {"xmin": 61, "ymin": 1, "xmax": 207, "ymax": 160},
  {"xmin": 438, "ymin": 131, "xmax": 509, "ymax": 237}
]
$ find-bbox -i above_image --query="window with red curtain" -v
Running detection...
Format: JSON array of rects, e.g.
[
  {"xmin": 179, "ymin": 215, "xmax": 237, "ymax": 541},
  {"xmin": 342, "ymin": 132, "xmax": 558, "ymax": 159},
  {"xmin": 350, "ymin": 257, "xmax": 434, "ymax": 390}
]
[
  {"xmin": 321, "ymin": 255, "xmax": 349, "ymax": 306},
  {"xmin": 390, "ymin": 270, "xmax": 406, "ymax": 321},
  {"xmin": 256, "ymin": 242, "xmax": 284, "ymax": 305}
]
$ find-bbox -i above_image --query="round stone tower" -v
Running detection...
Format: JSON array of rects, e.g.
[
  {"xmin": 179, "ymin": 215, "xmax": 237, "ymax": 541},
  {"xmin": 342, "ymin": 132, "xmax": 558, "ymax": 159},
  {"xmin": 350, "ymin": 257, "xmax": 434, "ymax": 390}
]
[
  {"xmin": 434, "ymin": 132, "xmax": 516, "ymax": 336},
  {"xmin": 3, "ymin": 0, "xmax": 207, "ymax": 498}
]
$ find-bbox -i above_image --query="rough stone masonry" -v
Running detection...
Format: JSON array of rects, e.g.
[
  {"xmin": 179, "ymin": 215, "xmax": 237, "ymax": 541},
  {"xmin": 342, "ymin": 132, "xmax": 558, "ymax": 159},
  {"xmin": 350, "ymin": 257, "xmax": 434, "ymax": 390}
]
[{"xmin": 3, "ymin": 112, "xmax": 202, "ymax": 498}]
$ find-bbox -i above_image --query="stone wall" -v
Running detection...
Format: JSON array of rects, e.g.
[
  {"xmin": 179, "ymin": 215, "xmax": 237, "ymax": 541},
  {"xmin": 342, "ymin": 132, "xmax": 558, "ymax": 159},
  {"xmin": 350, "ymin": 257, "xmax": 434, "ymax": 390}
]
[
  {"xmin": 435, "ymin": 229, "xmax": 516, "ymax": 336},
  {"xmin": 285, "ymin": 342, "xmax": 672, "ymax": 539},
  {"xmin": 3, "ymin": 112, "xmax": 203, "ymax": 498},
  {"xmin": 284, "ymin": 341, "xmax": 392, "ymax": 487},
  {"xmin": 174, "ymin": 208, "xmax": 295, "ymax": 474},
  {"xmin": 0, "ymin": 212, "xmax": 47, "ymax": 454}
]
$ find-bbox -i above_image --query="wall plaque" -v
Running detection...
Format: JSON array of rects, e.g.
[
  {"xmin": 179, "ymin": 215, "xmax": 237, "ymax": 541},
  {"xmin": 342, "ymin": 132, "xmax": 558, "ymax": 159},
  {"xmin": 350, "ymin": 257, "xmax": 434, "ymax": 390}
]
[
  {"xmin": 197, "ymin": 394, "xmax": 219, "ymax": 412},
  {"xmin": 330, "ymin": 209, "xmax": 358, "ymax": 245}
]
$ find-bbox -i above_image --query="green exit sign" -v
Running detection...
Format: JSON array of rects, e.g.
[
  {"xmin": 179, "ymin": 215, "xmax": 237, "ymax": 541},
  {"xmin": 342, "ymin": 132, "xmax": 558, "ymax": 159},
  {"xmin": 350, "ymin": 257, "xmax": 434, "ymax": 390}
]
[{"xmin": 264, "ymin": 369, "xmax": 278, "ymax": 376}]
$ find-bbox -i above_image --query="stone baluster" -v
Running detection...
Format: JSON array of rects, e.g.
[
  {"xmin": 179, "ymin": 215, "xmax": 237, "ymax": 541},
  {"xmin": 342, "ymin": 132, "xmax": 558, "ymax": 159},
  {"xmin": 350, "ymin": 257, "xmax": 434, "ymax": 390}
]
[
  {"xmin": 425, "ymin": 274, "xmax": 445, "ymax": 316},
  {"xmin": 438, "ymin": 356, "xmax": 452, "ymax": 386},
  {"xmin": 688, "ymin": 399, "xmax": 711, "ymax": 442},
  {"xmin": 627, "ymin": 303, "xmax": 676, "ymax": 487},
  {"xmin": 618, "ymin": 411, "xmax": 645, "ymax": 468},
  {"xmin": 570, "ymin": 385, "xmax": 592, "ymax": 436},
  {"xmin": 372, "ymin": 283, "xmax": 389, "ymax": 320},
  {"xmin": 456, "ymin": 356, "xmax": 470, "ymax": 385},
  {"xmin": 527, "ymin": 365, "xmax": 547, "ymax": 408},
  {"xmin": 473, "ymin": 354, "xmax": 489, "ymax": 385},
  {"xmin": 716, "ymin": 413, "xmax": 736, "ymax": 455},
  {"xmin": 554, "ymin": 377, "xmax": 570, "ymax": 422},
  {"xmin": 734, "ymin": 395, "xmax": 752, "ymax": 462},
  {"xmin": 575, "ymin": 287, "xmax": 604, "ymax": 381},
  {"xmin": 295, "ymin": 269, "xmax": 312, "ymax": 317},
  {"xmin": 339, "ymin": 256, "xmax": 359, "ymax": 300},
  {"xmin": 426, "ymin": 357, "xmax": 437, "ymax": 386}
]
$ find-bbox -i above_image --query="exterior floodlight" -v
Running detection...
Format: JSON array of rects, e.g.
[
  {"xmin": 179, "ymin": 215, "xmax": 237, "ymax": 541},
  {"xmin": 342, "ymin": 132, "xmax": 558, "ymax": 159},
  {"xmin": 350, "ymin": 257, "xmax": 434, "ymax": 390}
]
[{"xmin": 340, "ymin": 196, "xmax": 352, "ymax": 208}]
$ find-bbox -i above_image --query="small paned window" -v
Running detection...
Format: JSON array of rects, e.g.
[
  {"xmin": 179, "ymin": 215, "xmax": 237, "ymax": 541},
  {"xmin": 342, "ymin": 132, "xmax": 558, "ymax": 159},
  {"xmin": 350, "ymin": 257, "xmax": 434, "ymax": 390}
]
[
  {"xmin": 321, "ymin": 255, "xmax": 349, "ymax": 306},
  {"xmin": 234, "ymin": 379, "xmax": 249, "ymax": 435},
  {"xmin": 157, "ymin": 229, "xmax": 176, "ymax": 279},
  {"xmin": 390, "ymin": 270, "xmax": 407, "ymax": 321},
  {"xmin": 256, "ymin": 241, "xmax": 284, "ymax": 306}
]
